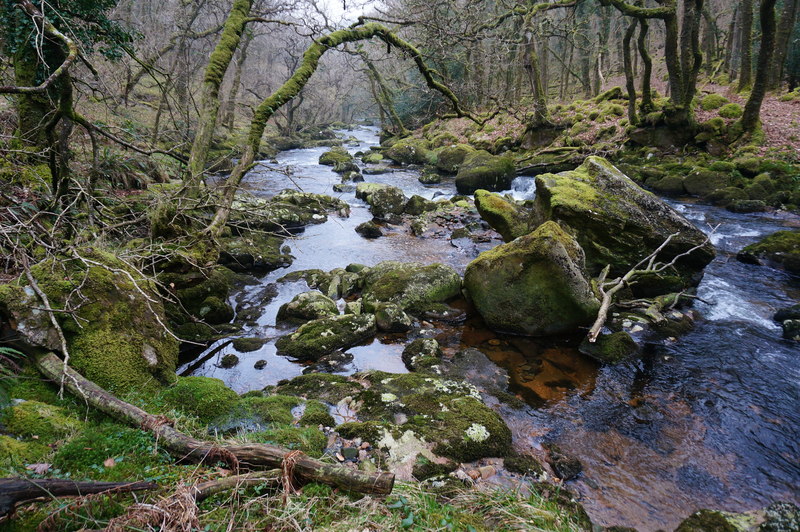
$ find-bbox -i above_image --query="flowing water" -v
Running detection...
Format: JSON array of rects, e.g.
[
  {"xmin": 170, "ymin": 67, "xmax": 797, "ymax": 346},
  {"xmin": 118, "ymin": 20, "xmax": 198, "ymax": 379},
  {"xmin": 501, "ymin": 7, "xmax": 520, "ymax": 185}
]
[{"xmin": 182, "ymin": 126, "xmax": 800, "ymax": 531}]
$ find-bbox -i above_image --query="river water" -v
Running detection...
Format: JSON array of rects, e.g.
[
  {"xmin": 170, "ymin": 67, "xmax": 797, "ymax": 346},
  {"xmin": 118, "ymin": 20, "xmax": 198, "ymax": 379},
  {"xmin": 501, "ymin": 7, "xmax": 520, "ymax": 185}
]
[{"xmin": 181, "ymin": 126, "xmax": 800, "ymax": 531}]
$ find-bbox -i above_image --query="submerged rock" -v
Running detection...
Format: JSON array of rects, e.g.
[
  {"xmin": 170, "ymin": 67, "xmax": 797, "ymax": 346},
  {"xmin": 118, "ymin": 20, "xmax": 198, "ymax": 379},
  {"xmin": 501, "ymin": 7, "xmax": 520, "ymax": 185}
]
[
  {"xmin": 455, "ymin": 150, "xmax": 516, "ymax": 194},
  {"xmin": 579, "ymin": 332, "xmax": 638, "ymax": 364},
  {"xmin": 276, "ymin": 291, "xmax": 339, "ymax": 323},
  {"xmin": 360, "ymin": 261, "xmax": 462, "ymax": 314},
  {"xmin": 737, "ymin": 230, "xmax": 800, "ymax": 275},
  {"xmin": 464, "ymin": 221, "xmax": 600, "ymax": 336},
  {"xmin": 533, "ymin": 156, "xmax": 715, "ymax": 285},
  {"xmin": 473, "ymin": 189, "xmax": 533, "ymax": 242},
  {"xmin": 275, "ymin": 314, "xmax": 376, "ymax": 361}
]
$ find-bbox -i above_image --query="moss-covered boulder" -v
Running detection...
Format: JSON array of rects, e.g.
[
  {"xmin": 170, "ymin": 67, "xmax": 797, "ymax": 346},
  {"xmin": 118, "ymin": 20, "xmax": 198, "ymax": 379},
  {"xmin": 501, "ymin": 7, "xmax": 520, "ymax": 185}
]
[
  {"xmin": 353, "ymin": 372, "xmax": 512, "ymax": 462},
  {"xmin": 374, "ymin": 302, "xmax": 413, "ymax": 332},
  {"xmin": 384, "ymin": 137, "xmax": 434, "ymax": 165},
  {"xmin": 464, "ymin": 221, "xmax": 600, "ymax": 336},
  {"xmin": 455, "ymin": 150, "xmax": 515, "ymax": 194},
  {"xmin": 160, "ymin": 376, "xmax": 239, "ymax": 422},
  {"xmin": 578, "ymin": 332, "xmax": 638, "ymax": 364},
  {"xmin": 299, "ymin": 400, "xmax": 335, "ymax": 427},
  {"xmin": 361, "ymin": 151, "xmax": 384, "ymax": 164},
  {"xmin": 737, "ymin": 230, "xmax": 800, "ymax": 274},
  {"xmin": 700, "ymin": 93, "xmax": 729, "ymax": 111},
  {"xmin": 474, "ymin": 189, "xmax": 533, "ymax": 242},
  {"xmin": 366, "ymin": 185, "xmax": 408, "ymax": 219},
  {"xmin": 647, "ymin": 174, "xmax": 687, "ymax": 195},
  {"xmin": 319, "ymin": 146, "xmax": 353, "ymax": 166},
  {"xmin": 0, "ymin": 250, "xmax": 179, "ymax": 393},
  {"xmin": 402, "ymin": 338, "xmax": 443, "ymax": 372},
  {"xmin": 230, "ymin": 190, "xmax": 349, "ymax": 233},
  {"xmin": 404, "ymin": 195, "xmax": 439, "ymax": 216},
  {"xmin": 360, "ymin": 261, "xmax": 462, "ymax": 313},
  {"xmin": 354, "ymin": 182, "xmax": 390, "ymax": 202},
  {"xmin": 218, "ymin": 233, "xmax": 293, "ymax": 273},
  {"xmin": 276, "ymin": 291, "xmax": 338, "ymax": 323},
  {"xmin": 436, "ymin": 144, "xmax": 475, "ymax": 174},
  {"xmin": 533, "ymin": 157, "xmax": 715, "ymax": 284},
  {"xmin": 279, "ymin": 267, "xmax": 361, "ymax": 300},
  {"xmin": 683, "ymin": 169, "xmax": 732, "ymax": 197},
  {"xmin": 273, "ymin": 373, "xmax": 364, "ymax": 402},
  {"xmin": 275, "ymin": 314, "xmax": 376, "ymax": 361},
  {"xmin": 1, "ymin": 400, "xmax": 80, "ymax": 440},
  {"xmin": 718, "ymin": 103, "xmax": 743, "ymax": 119},
  {"xmin": 0, "ymin": 435, "xmax": 49, "ymax": 470}
]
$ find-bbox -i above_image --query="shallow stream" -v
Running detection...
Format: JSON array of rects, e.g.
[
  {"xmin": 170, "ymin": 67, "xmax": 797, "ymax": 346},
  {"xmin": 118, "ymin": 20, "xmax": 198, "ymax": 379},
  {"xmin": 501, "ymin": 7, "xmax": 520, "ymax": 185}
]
[{"xmin": 181, "ymin": 126, "xmax": 800, "ymax": 531}]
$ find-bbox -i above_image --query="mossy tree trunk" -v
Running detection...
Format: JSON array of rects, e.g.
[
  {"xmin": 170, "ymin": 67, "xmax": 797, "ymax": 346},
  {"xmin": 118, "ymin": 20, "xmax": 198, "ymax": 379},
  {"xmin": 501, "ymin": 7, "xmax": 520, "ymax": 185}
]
[
  {"xmin": 737, "ymin": 0, "xmax": 754, "ymax": 91},
  {"xmin": 203, "ymin": 23, "xmax": 475, "ymax": 237},
  {"xmin": 637, "ymin": 18, "xmax": 654, "ymax": 113},
  {"xmin": 767, "ymin": 0, "xmax": 799, "ymax": 89},
  {"xmin": 186, "ymin": 0, "xmax": 253, "ymax": 195},
  {"xmin": 622, "ymin": 18, "xmax": 639, "ymax": 125},
  {"xmin": 741, "ymin": 0, "xmax": 778, "ymax": 131},
  {"xmin": 523, "ymin": 28, "xmax": 549, "ymax": 127}
]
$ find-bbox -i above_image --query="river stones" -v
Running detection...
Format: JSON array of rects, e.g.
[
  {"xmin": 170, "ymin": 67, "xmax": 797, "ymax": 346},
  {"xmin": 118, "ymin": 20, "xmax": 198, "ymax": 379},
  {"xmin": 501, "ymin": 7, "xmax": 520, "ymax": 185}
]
[
  {"xmin": 736, "ymin": 230, "xmax": 800, "ymax": 275},
  {"xmin": 318, "ymin": 146, "xmax": 353, "ymax": 166},
  {"xmin": 374, "ymin": 303, "xmax": 413, "ymax": 332},
  {"xmin": 404, "ymin": 195, "xmax": 439, "ymax": 216},
  {"xmin": 473, "ymin": 189, "xmax": 533, "ymax": 242},
  {"xmin": 455, "ymin": 150, "xmax": 516, "ymax": 194},
  {"xmin": 383, "ymin": 137, "xmax": 434, "ymax": 165},
  {"xmin": 464, "ymin": 221, "xmax": 600, "ymax": 336},
  {"xmin": 230, "ymin": 190, "xmax": 349, "ymax": 232},
  {"xmin": 401, "ymin": 338, "xmax": 443, "ymax": 372},
  {"xmin": 355, "ymin": 221, "xmax": 383, "ymax": 239},
  {"xmin": 275, "ymin": 314, "xmax": 376, "ymax": 361},
  {"xmin": 436, "ymin": 143, "xmax": 475, "ymax": 174},
  {"xmin": 218, "ymin": 233, "xmax": 293, "ymax": 273},
  {"xmin": 578, "ymin": 332, "xmax": 638, "ymax": 364},
  {"xmin": 276, "ymin": 291, "xmax": 339, "ymax": 323},
  {"xmin": 360, "ymin": 261, "xmax": 462, "ymax": 314},
  {"xmin": 533, "ymin": 156, "xmax": 715, "ymax": 284},
  {"xmin": 367, "ymin": 186, "xmax": 408, "ymax": 219}
]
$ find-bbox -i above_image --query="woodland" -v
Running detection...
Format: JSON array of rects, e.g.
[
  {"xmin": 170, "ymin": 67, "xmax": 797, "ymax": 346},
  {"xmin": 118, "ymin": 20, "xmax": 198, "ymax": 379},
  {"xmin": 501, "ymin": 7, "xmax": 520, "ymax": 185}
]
[{"xmin": 0, "ymin": 0, "xmax": 798, "ymax": 530}]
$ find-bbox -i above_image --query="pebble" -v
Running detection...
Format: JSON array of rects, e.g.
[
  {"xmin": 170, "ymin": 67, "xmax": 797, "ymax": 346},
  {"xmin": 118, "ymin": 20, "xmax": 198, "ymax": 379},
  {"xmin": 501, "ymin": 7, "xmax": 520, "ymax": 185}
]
[
  {"xmin": 335, "ymin": 452, "xmax": 345, "ymax": 462},
  {"xmin": 358, "ymin": 450, "xmax": 369, "ymax": 462},
  {"xmin": 467, "ymin": 469, "xmax": 481, "ymax": 480},
  {"xmin": 478, "ymin": 465, "xmax": 497, "ymax": 479},
  {"xmin": 488, "ymin": 339, "xmax": 501, "ymax": 346},
  {"xmin": 359, "ymin": 441, "xmax": 371, "ymax": 450}
]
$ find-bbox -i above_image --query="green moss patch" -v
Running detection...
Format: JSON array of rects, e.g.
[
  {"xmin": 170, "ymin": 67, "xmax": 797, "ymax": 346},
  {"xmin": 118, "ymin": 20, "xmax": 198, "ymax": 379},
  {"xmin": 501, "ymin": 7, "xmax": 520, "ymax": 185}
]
[{"xmin": 160, "ymin": 376, "xmax": 239, "ymax": 422}]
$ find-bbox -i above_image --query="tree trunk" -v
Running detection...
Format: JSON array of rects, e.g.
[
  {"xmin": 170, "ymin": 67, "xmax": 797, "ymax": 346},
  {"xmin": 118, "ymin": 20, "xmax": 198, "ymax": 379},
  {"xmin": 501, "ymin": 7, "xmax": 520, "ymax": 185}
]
[
  {"xmin": 768, "ymin": 0, "xmax": 800, "ymax": 89},
  {"xmin": 223, "ymin": 32, "xmax": 253, "ymax": 130},
  {"xmin": 741, "ymin": 0, "xmax": 778, "ymax": 130},
  {"xmin": 523, "ymin": 29, "xmax": 549, "ymax": 127},
  {"xmin": 638, "ymin": 18, "xmax": 654, "ymax": 113},
  {"xmin": 623, "ymin": 18, "xmax": 638, "ymax": 125},
  {"xmin": 738, "ymin": 0, "xmax": 754, "ymax": 91},
  {"xmin": 34, "ymin": 352, "xmax": 395, "ymax": 495}
]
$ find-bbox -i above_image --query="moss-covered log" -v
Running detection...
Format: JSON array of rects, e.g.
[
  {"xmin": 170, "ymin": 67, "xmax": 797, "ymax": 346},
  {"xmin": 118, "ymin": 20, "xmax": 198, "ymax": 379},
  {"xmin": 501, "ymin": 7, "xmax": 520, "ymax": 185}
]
[
  {"xmin": 204, "ymin": 22, "xmax": 477, "ymax": 235},
  {"xmin": 33, "ymin": 352, "xmax": 395, "ymax": 495}
]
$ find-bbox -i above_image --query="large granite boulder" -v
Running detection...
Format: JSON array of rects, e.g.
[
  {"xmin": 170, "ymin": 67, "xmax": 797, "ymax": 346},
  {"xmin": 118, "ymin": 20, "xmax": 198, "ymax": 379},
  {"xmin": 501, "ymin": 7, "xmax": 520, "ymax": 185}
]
[
  {"xmin": 463, "ymin": 221, "xmax": 600, "ymax": 336},
  {"xmin": 455, "ymin": 150, "xmax": 516, "ymax": 194},
  {"xmin": 533, "ymin": 156, "xmax": 715, "ymax": 283},
  {"xmin": 473, "ymin": 189, "xmax": 534, "ymax": 242},
  {"xmin": 360, "ymin": 261, "xmax": 462, "ymax": 313}
]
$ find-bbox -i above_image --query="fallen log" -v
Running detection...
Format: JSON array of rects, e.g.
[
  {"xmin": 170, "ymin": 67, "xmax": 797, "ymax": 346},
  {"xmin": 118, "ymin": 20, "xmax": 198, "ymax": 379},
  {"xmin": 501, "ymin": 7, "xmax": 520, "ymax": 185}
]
[
  {"xmin": 33, "ymin": 352, "xmax": 394, "ymax": 495},
  {"xmin": 0, "ymin": 478, "xmax": 157, "ymax": 517}
]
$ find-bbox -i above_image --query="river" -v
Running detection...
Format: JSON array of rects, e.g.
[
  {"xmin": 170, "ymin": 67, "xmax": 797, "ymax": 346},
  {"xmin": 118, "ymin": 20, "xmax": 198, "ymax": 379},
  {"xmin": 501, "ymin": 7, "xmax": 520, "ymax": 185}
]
[{"xmin": 180, "ymin": 126, "xmax": 800, "ymax": 531}]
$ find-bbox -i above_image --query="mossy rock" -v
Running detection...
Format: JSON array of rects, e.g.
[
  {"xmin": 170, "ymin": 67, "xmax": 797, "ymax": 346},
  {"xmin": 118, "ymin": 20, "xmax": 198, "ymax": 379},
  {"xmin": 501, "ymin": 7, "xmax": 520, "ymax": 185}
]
[
  {"xmin": 275, "ymin": 314, "xmax": 376, "ymax": 361},
  {"xmin": 355, "ymin": 220, "xmax": 383, "ymax": 239},
  {"xmin": 0, "ymin": 250, "xmax": 179, "ymax": 394},
  {"xmin": 594, "ymin": 86, "xmax": 624, "ymax": 102},
  {"xmin": 366, "ymin": 186, "xmax": 407, "ymax": 219},
  {"xmin": 384, "ymin": 137, "xmax": 434, "ymax": 165},
  {"xmin": 707, "ymin": 186, "xmax": 748, "ymax": 207},
  {"xmin": 299, "ymin": 400, "xmax": 335, "ymax": 427},
  {"xmin": 354, "ymin": 182, "xmax": 391, "ymax": 202},
  {"xmin": 354, "ymin": 372, "xmax": 512, "ymax": 462},
  {"xmin": 0, "ymin": 435, "xmax": 49, "ymax": 470},
  {"xmin": 336, "ymin": 421, "xmax": 387, "ymax": 443},
  {"xmin": 218, "ymin": 233, "xmax": 293, "ymax": 273},
  {"xmin": 648, "ymin": 174, "xmax": 687, "ymax": 195},
  {"xmin": 455, "ymin": 150, "xmax": 515, "ymax": 194},
  {"xmin": 533, "ymin": 156, "xmax": 715, "ymax": 283},
  {"xmin": 1, "ymin": 400, "xmax": 79, "ymax": 440},
  {"xmin": 430, "ymin": 131, "xmax": 459, "ymax": 148},
  {"xmin": 464, "ymin": 221, "xmax": 600, "ymax": 336},
  {"xmin": 504, "ymin": 453, "xmax": 545, "ymax": 476},
  {"xmin": 374, "ymin": 302, "xmax": 413, "ymax": 332},
  {"xmin": 404, "ymin": 195, "xmax": 439, "ymax": 216},
  {"xmin": 727, "ymin": 199, "xmax": 767, "ymax": 213},
  {"xmin": 718, "ymin": 103, "xmax": 743, "ymax": 119},
  {"xmin": 683, "ymin": 169, "xmax": 731, "ymax": 197},
  {"xmin": 474, "ymin": 189, "xmax": 533, "ymax": 242},
  {"xmin": 160, "ymin": 376, "xmax": 239, "ymax": 422},
  {"xmin": 52, "ymin": 423, "xmax": 170, "ymax": 482},
  {"xmin": 273, "ymin": 373, "xmax": 364, "ymax": 402},
  {"xmin": 737, "ymin": 230, "xmax": 800, "ymax": 274},
  {"xmin": 232, "ymin": 337, "xmax": 267, "ymax": 352},
  {"xmin": 401, "ymin": 338, "xmax": 443, "ymax": 372},
  {"xmin": 435, "ymin": 144, "xmax": 475, "ymax": 174},
  {"xmin": 674, "ymin": 509, "xmax": 742, "ymax": 532},
  {"xmin": 276, "ymin": 291, "xmax": 339, "ymax": 324},
  {"xmin": 733, "ymin": 157, "xmax": 761, "ymax": 177},
  {"xmin": 319, "ymin": 147, "xmax": 353, "ymax": 166},
  {"xmin": 700, "ymin": 93, "xmax": 729, "ymax": 111},
  {"xmin": 360, "ymin": 261, "xmax": 462, "ymax": 314},
  {"xmin": 247, "ymin": 426, "xmax": 327, "ymax": 457},
  {"xmin": 578, "ymin": 332, "xmax": 638, "ymax": 364},
  {"xmin": 361, "ymin": 151, "xmax": 384, "ymax": 164},
  {"xmin": 210, "ymin": 394, "xmax": 301, "ymax": 433}
]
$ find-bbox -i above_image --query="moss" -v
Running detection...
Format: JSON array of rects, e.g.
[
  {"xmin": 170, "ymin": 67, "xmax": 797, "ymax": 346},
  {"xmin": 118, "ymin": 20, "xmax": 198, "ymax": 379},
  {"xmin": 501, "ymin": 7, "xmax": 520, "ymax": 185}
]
[
  {"xmin": 360, "ymin": 261, "xmax": 462, "ymax": 314},
  {"xmin": 594, "ymin": 86, "xmax": 624, "ymax": 102},
  {"xmin": 160, "ymin": 376, "xmax": 239, "ymax": 422},
  {"xmin": 218, "ymin": 233, "xmax": 293, "ymax": 273},
  {"xmin": 473, "ymin": 189, "xmax": 533, "ymax": 242},
  {"xmin": 738, "ymin": 230, "xmax": 800, "ymax": 274},
  {"xmin": 275, "ymin": 314, "xmax": 376, "ymax": 361},
  {"xmin": 336, "ymin": 421, "xmax": 388, "ymax": 443},
  {"xmin": 734, "ymin": 156, "xmax": 761, "ymax": 177},
  {"xmin": 504, "ymin": 453, "xmax": 545, "ymax": 476},
  {"xmin": 683, "ymin": 169, "xmax": 731, "ymax": 197},
  {"xmin": 248, "ymin": 426, "xmax": 327, "ymax": 457},
  {"xmin": 579, "ymin": 332, "xmax": 637, "ymax": 364},
  {"xmin": 232, "ymin": 337, "xmax": 266, "ymax": 352},
  {"xmin": 412, "ymin": 455, "xmax": 457, "ymax": 480},
  {"xmin": 299, "ymin": 400, "xmax": 335, "ymax": 427},
  {"xmin": 709, "ymin": 161, "xmax": 736, "ymax": 172},
  {"xmin": 53, "ymin": 422, "xmax": 170, "ymax": 482},
  {"xmin": 361, "ymin": 151, "xmax": 384, "ymax": 164},
  {"xmin": 430, "ymin": 131, "xmax": 459, "ymax": 148},
  {"xmin": 237, "ymin": 395, "xmax": 300, "ymax": 425},
  {"xmin": 454, "ymin": 150, "xmax": 515, "ymax": 194},
  {"xmin": 718, "ymin": 103, "xmax": 743, "ymax": 119},
  {"xmin": 384, "ymin": 137, "xmax": 435, "ymax": 165},
  {"xmin": 675, "ymin": 510, "xmax": 739, "ymax": 532},
  {"xmin": 1, "ymin": 400, "xmax": 80, "ymax": 440},
  {"xmin": 276, "ymin": 291, "xmax": 338, "ymax": 323},
  {"xmin": 700, "ymin": 93, "xmax": 729, "ymax": 110},
  {"xmin": 318, "ymin": 146, "xmax": 353, "ymax": 166},
  {"xmin": 220, "ymin": 354, "xmax": 239, "ymax": 368},
  {"xmin": 0, "ymin": 435, "xmax": 49, "ymax": 470},
  {"xmin": 273, "ymin": 373, "xmax": 364, "ymax": 402}
]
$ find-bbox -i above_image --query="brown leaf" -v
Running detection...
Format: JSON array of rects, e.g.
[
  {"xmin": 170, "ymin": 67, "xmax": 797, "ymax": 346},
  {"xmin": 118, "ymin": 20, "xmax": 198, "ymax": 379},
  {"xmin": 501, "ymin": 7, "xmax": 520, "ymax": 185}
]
[
  {"xmin": 216, "ymin": 467, "xmax": 232, "ymax": 477},
  {"xmin": 103, "ymin": 457, "xmax": 117, "ymax": 468},
  {"xmin": 26, "ymin": 463, "xmax": 51, "ymax": 475}
]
